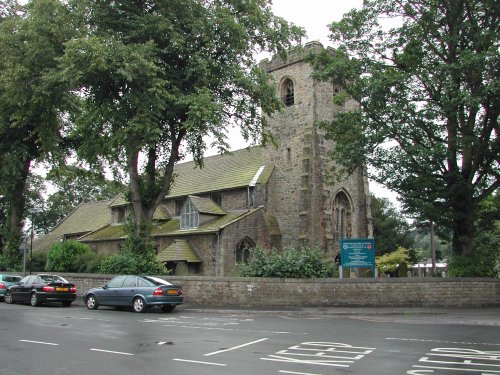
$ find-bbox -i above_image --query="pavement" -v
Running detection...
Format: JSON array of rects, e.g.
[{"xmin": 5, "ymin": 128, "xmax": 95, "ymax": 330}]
[{"xmin": 73, "ymin": 296, "xmax": 500, "ymax": 321}]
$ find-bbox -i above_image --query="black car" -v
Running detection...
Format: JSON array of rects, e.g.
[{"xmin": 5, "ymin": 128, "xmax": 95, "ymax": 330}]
[
  {"xmin": 84, "ymin": 275, "xmax": 183, "ymax": 313},
  {"xmin": 4, "ymin": 274, "xmax": 77, "ymax": 307}
]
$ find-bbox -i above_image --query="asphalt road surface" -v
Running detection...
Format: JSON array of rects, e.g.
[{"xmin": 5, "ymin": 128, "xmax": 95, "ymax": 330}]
[{"xmin": 0, "ymin": 302, "xmax": 499, "ymax": 375}]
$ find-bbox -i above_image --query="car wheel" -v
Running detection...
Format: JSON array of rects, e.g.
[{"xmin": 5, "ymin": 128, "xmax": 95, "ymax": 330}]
[
  {"xmin": 132, "ymin": 297, "xmax": 147, "ymax": 313},
  {"xmin": 4, "ymin": 291, "xmax": 13, "ymax": 304},
  {"xmin": 161, "ymin": 305, "xmax": 175, "ymax": 313},
  {"xmin": 85, "ymin": 295, "xmax": 99, "ymax": 310},
  {"xmin": 61, "ymin": 301, "xmax": 72, "ymax": 307},
  {"xmin": 30, "ymin": 292, "xmax": 40, "ymax": 307}
]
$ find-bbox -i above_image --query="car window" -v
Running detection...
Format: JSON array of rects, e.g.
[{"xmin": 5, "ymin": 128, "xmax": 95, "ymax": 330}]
[
  {"xmin": 143, "ymin": 276, "xmax": 172, "ymax": 286},
  {"xmin": 40, "ymin": 275, "xmax": 68, "ymax": 283},
  {"xmin": 3, "ymin": 276, "xmax": 21, "ymax": 282},
  {"xmin": 122, "ymin": 276, "xmax": 137, "ymax": 288},
  {"xmin": 107, "ymin": 276, "xmax": 126, "ymax": 288},
  {"xmin": 19, "ymin": 275, "xmax": 32, "ymax": 284},
  {"xmin": 137, "ymin": 277, "xmax": 155, "ymax": 287}
]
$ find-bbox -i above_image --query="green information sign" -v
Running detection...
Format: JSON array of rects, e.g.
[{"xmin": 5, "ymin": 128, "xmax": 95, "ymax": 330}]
[{"xmin": 340, "ymin": 238, "xmax": 375, "ymax": 268}]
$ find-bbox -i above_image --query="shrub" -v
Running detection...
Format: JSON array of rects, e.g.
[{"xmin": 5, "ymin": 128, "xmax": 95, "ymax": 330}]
[
  {"xmin": 376, "ymin": 247, "xmax": 410, "ymax": 277},
  {"xmin": 237, "ymin": 247, "xmax": 335, "ymax": 278},
  {"xmin": 31, "ymin": 251, "xmax": 47, "ymax": 272},
  {"xmin": 99, "ymin": 249, "xmax": 167, "ymax": 275},
  {"xmin": 46, "ymin": 240, "xmax": 94, "ymax": 272}
]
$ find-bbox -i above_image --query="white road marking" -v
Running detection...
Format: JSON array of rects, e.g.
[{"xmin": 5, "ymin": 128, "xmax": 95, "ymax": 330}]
[
  {"xmin": 387, "ymin": 337, "xmax": 500, "ymax": 346},
  {"xmin": 204, "ymin": 338, "xmax": 269, "ymax": 356},
  {"xmin": 173, "ymin": 359, "xmax": 226, "ymax": 367},
  {"xmin": 279, "ymin": 371, "xmax": 321, "ymax": 375},
  {"xmin": 413, "ymin": 365, "xmax": 500, "ymax": 373},
  {"xmin": 20, "ymin": 340, "xmax": 58, "ymax": 346},
  {"xmin": 90, "ymin": 348, "xmax": 134, "ymax": 356}
]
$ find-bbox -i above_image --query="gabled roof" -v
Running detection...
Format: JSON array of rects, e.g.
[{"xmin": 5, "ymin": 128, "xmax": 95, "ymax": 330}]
[
  {"xmin": 157, "ymin": 240, "xmax": 201, "ymax": 263},
  {"xmin": 187, "ymin": 195, "xmax": 225, "ymax": 215},
  {"xmin": 168, "ymin": 146, "xmax": 270, "ymax": 198},
  {"xmin": 34, "ymin": 199, "xmax": 112, "ymax": 251},
  {"xmin": 81, "ymin": 208, "xmax": 264, "ymax": 241}
]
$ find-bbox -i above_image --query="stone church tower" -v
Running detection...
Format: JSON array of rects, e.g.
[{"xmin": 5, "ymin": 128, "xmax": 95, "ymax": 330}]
[{"xmin": 260, "ymin": 42, "xmax": 373, "ymax": 256}]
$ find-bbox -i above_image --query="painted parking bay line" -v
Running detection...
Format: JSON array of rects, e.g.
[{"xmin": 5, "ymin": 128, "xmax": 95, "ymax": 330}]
[
  {"xmin": 204, "ymin": 338, "xmax": 269, "ymax": 356},
  {"xmin": 90, "ymin": 348, "xmax": 134, "ymax": 356},
  {"xmin": 20, "ymin": 340, "xmax": 59, "ymax": 346},
  {"xmin": 173, "ymin": 359, "xmax": 226, "ymax": 367}
]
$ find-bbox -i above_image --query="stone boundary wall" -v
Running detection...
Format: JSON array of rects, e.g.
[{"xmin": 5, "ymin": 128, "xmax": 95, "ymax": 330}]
[{"xmin": 55, "ymin": 274, "xmax": 500, "ymax": 308}]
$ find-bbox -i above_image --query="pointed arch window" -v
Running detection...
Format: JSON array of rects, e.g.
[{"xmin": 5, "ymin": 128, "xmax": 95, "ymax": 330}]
[
  {"xmin": 235, "ymin": 237, "xmax": 255, "ymax": 264},
  {"xmin": 281, "ymin": 78, "xmax": 294, "ymax": 106},
  {"xmin": 333, "ymin": 192, "xmax": 352, "ymax": 243}
]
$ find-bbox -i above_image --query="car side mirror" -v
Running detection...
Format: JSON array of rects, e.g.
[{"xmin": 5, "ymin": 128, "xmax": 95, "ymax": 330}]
[{"xmin": 103, "ymin": 285, "xmax": 108, "ymax": 289}]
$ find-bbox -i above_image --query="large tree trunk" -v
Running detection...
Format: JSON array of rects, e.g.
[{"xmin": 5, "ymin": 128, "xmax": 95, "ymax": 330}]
[
  {"xmin": 7, "ymin": 159, "xmax": 31, "ymax": 249},
  {"xmin": 449, "ymin": 177, "xmax": 476, "ymax": 257}
]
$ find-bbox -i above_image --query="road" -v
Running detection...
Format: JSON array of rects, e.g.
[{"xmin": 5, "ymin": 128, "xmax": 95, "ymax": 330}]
[{"xmin": 0, "ymin": 302, "xmax": 499, "ymax": 375}]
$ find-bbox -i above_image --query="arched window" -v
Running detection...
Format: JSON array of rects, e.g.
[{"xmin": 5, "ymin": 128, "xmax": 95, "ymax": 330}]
[
  {"xmin": 332, "ymin": 191, "xmax": 352, "ymax": 243},
  {"xmin": 281, "ymin": 78, "xmax": 294, "ymax": 106},
  {"xmin": 235, "ymin": 237, "xmax": 255, "ymax": 264}
]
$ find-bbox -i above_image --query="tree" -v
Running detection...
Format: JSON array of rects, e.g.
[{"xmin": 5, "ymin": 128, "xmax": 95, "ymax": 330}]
[
  {"xmin": 61, "ymin": 0, "xmax": 304, "ymax": 243},
  {"xmin": 371, "ymin": 195, "xmax": 415, "ymax": 258},
  {"xmin": 376, "ymin": 247, "xmax": 410, "ymax": 277},
  {"xmin": 0, "ymin": 0, "xmax": 76, "ymax": 255},
  {"xmin": 310, "ymin": 0, "xmax": 499, "ymax": 260}
]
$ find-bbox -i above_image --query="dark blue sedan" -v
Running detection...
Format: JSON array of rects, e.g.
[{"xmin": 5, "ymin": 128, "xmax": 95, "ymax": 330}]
[{"xmin": 83, "ymin": 275, "xmax": 183, "ymax": 313}]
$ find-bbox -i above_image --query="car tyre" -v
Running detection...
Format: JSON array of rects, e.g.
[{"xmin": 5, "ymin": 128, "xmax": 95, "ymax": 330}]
[
  {"xmin": 161, "ymin": 305, "xmax": 175, "ymax": 313},
  {"xmin": 132, "ymin": 297, "xmax": 147, "ymax": 313},
  {"xmin": 61, "ymin": 301, "xmax": 72, "ymax": 307},
  {"xmin": 85, "ymin": 295, "xmax": 99, "ymax": 310},
  {"xmin": 4, "ymin": 290, "xmax": 13, "ymax": 304},
  {"xmin": 30, "ymin": 292, "xmax": 40, "ymax": 307}
]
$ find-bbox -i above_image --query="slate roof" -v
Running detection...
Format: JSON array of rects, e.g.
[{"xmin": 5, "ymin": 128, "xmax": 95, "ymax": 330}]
[
  {"xmin": 81, "ymin": 208, "xmax": 264, "ymax": 242},
  {"xmin": 157, "ymin": 240, "xmax": 201, "ymax": 263},
  {"xmin": 188, "ymin": 196, "xmax": 225, "ymax": 215},
  {"xmin": 33, "ymin": 200, "xmax": 112, "ymax": 252},
  {"xmin": 168, "ymin": 146, "xmax": 269, "ymax": 198}
]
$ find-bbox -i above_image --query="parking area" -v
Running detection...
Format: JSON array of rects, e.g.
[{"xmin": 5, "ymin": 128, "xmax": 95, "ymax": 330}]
[{"xmin": 0, "ymin": 303, "xmax": 499, "ymax": 375}]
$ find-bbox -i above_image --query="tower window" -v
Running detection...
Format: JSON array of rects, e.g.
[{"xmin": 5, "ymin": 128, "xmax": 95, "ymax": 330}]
[{"xmin": 281, "ymin": 78, "xmax": 294, "ymax": 106}]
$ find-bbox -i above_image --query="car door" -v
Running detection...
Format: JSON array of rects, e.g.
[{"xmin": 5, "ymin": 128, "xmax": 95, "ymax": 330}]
[
  {"xmin": 116, "ymin": 276, "xmax": 138, "ymax": 306},
  {"xmin": 99, "ymin": 276, "xmax": 126, "ymax": 306},
  {"xmin": 12, "ymin": 275, "xmax": 35, "ymax": 303}
]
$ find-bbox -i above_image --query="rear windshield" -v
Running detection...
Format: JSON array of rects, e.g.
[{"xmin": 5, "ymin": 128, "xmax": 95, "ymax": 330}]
[
  {"xmin": 143, "ymin": 276, "xmax": 172, "ymax": 286},
  {"xmin": 40, "ymin": 275, "xmax": 68, "ymax": 283},
  {"xmin": 3, "ymin": 276, "xmax": 21, "ymax": 282}
]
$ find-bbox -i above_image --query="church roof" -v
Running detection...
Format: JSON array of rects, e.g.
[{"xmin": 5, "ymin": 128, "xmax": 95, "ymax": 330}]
[
  {"xmin": 188, "ymin": 195, "xmax": 225, "ymax": 215},
  {"xmin": 33, "ymin": 199, "xmax": 112, "ymax": 252},
  {"xmin": 157, "ymin": 239, "xmax": 202, "ymax": 263},
  {"xmin": 168, "ymin": 146, "xmax": 269, "ymax": 198},
  {"xmin": 80, "ymin": 208, "xmax": 263, "ymax": 242}
]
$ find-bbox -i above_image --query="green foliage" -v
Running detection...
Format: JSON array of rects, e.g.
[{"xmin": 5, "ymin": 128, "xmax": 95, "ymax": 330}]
[
  {"xmin": 237, "ymin": 247, "xmax": 335, "ymax": 279},
  {"xmin": 448, "ymin": 194, "xmax": 500, "ymax": 277},
  {"xmin": 72, "ymin": 251, "xmax": 105, "ymax": 274},
  {"xmin": 61, "ymin": 0, "xmax": 304, "ymax": 233},
  {"xmin": 99, "ymin": 249, "xmax": 167, "ymax": 275},
  {"xmin": 309, "ymin": 0, "xmax": 499, "ymax": 258},
  {"xmin": 31, "ymin": 251, "xmax": 47, "ymax": 272},
  {"xmin": 376, "ymin": 247, "xmax": 410, "ymax": 277},
  {"xmin": 371, "ymin": 195, "xmax": 415, "ymax": 260},
  {"xmin": 99, "ymin": 216, "xmax": 166, "ymax": 275},
  {"xmin": 46, "ymin": 240, "xmax": 93, "ymax": 272}
]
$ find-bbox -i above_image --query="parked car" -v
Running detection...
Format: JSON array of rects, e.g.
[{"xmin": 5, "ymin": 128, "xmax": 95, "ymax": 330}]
[
  {"xmin": 83, "ymin": 275, "xmax": 183, "ymax": 313},
  {"xmin": 4, "ymin": 274, "xmax": 76, "ymax": 307},
  {"xmin": 0, "ymin": 274, "xmax": 22, "ymax": 300}
]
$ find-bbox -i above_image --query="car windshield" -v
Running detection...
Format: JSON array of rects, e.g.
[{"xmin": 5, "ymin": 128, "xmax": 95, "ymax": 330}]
[
  {"xmin": 3, "ymin": 276, "xmax": 21, "ymax": 282},
  {"xmin": 40, "ymin": 275, "xmax": 68, "ymax": 283},
  {"xmin": 143, "ymin": 276, "xmax": 172, "ymax": 286}
]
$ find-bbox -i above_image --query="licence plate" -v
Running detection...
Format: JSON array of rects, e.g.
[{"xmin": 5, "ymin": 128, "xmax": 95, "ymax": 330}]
[
  {"xmin": 56, "ymin": 287, "xmax": 68, "ymax": 292},
  {"xmin": 166, "ymin": 290, "xmax": 178, "ymax": 295}
]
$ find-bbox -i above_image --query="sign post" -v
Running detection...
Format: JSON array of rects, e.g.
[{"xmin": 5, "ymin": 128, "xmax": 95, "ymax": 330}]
[{"xmin": 340, "ymin": 238, "xmax": 376, "ymax": 278}]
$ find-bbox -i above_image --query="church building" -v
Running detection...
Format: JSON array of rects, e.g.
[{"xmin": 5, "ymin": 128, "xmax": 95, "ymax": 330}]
[{"xmin": 36, "ymin": 42, "xmax": 372, "ymax": 276}]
